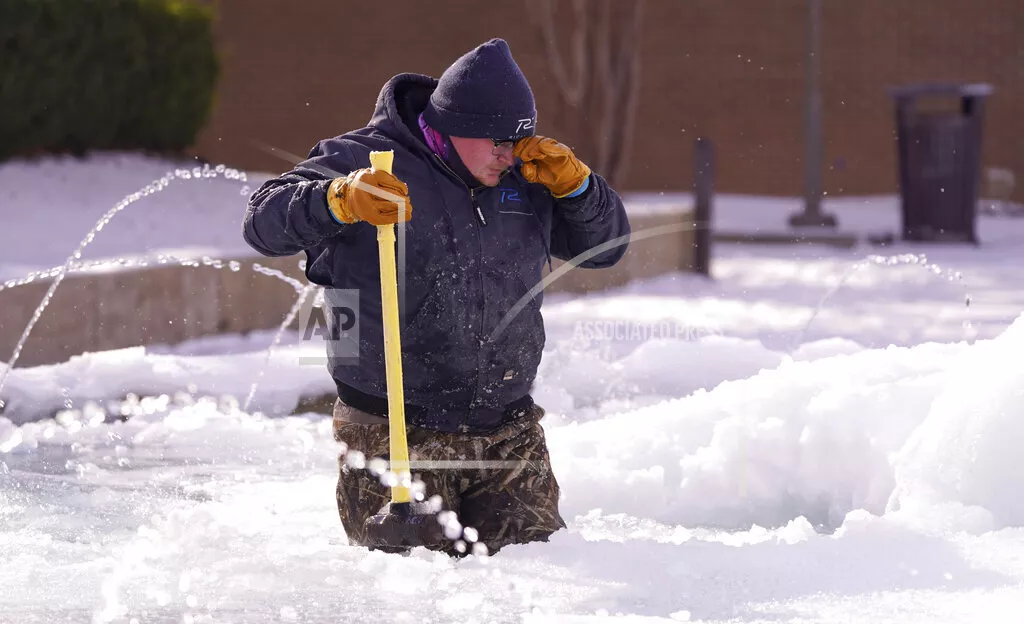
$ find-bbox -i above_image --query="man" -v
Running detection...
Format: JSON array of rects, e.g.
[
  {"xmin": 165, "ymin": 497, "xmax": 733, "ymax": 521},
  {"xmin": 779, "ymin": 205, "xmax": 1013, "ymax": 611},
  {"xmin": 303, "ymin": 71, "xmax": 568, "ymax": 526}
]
[{"xmin": 242, "ymin": 38, "xmax": 630, "ymax": 555}]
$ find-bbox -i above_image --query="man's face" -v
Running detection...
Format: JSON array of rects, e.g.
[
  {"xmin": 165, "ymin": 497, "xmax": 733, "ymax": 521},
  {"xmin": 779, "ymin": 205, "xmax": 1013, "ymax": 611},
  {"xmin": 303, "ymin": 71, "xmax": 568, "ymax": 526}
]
[{"xmin": 450, "ymin": 136, "xmax": 517, "ymax": 187}]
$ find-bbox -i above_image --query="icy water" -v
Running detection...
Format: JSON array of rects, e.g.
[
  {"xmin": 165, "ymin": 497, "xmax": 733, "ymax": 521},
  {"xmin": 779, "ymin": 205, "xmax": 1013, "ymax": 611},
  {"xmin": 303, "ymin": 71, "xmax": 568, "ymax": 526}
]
[
  {"xmin": 1, "ymin": 397, "xmax": 349, "ymax": 624},
  {"xmin": 7, "ymin": 309, "xmax": 1024, "ymax": 623}
]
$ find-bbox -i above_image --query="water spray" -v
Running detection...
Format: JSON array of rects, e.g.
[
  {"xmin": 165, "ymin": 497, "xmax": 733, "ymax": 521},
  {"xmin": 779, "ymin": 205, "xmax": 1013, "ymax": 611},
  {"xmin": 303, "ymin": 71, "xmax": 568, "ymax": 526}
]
[{"xmin": 0, "ymin": 163, "xmax": 252, "ymax": 409}]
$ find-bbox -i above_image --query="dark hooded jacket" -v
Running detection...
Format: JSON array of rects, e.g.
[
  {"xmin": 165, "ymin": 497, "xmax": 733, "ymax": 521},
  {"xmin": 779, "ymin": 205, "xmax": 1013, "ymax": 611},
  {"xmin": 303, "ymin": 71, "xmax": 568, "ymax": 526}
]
[{"xmin": 243, "ymin": 73, "xmax": 630, "ymax": 433}]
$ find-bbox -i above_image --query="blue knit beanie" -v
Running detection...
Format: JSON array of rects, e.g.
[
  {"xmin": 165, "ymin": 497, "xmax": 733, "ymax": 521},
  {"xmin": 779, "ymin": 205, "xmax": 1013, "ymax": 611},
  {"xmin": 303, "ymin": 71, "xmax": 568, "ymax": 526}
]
[{"xmin": 422, "ymin": 38, "xmax": 537, "ymax": 141}]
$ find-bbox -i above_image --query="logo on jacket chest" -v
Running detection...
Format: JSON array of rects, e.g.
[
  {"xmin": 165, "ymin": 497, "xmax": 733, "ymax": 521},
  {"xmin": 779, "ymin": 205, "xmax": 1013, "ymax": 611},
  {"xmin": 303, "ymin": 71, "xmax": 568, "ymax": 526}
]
[{"xmin": 499, "ymin": 188, "xmax": 521, "ymax": 204}]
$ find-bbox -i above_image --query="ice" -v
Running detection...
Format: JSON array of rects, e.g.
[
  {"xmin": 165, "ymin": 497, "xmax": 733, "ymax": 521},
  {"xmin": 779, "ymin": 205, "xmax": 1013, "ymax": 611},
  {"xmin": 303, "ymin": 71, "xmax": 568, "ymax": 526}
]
[
  {"xmin": 5, "ymin": 154, "xmax": 1024, "ymax": 621},
  {"xmin": 7, "ymin": 318, "xmax": 1024, "ymax": 621}
]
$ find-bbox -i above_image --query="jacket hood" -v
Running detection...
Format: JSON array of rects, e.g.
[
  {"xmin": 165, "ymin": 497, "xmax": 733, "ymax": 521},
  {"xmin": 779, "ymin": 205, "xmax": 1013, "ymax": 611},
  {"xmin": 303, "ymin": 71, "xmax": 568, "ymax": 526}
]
[{"xmin": 366, "ymin": 73, "xmax": 439, "ymax": 158}]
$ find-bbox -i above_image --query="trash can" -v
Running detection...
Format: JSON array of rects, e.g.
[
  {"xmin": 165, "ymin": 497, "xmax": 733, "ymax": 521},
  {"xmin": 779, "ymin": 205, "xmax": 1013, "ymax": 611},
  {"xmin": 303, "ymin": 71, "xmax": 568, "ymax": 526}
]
[{"xmin": 889, "ymin": 83, "xmax": 992, "ymax": 244}]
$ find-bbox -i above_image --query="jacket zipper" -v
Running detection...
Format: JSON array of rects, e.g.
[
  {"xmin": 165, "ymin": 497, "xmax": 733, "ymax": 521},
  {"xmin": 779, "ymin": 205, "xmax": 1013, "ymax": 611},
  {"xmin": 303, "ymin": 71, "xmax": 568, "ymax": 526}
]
[
  {"xmin": 470, "ymin": 189, "xmax": 487, "ymax": 226},
  {"xmin": 432, "ymin": 154, "xmax": 513, "ymax": 226},
  {"xmin": 432, "ymin": 155, "xmax": 488, "ymax": 225},
  {"xmin": 430, "ymin": 154, "xmax": 502, "ymax": 431}
]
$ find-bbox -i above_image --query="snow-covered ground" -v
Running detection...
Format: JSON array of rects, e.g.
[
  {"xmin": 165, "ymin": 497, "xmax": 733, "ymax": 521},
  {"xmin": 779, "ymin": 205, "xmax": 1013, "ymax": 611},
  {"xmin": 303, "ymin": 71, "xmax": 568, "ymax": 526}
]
[
  {"xmin": 4, "ymin": 153, "xmax": 1024, "ymax": 623},
  {"xmin": 0, "ymin": 153, "xmax": 271, "ymax": 281}
]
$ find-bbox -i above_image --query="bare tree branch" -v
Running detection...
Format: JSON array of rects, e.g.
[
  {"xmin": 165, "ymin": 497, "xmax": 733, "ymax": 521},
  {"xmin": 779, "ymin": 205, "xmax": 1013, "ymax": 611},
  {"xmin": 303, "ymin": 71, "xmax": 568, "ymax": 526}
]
[
  {"xmin": 609, "ymin": 0, "xmax": 645, "ymax": 185},
  {"xmin": 569, "ymin": 0, "xmax": 589, "ymax": 109},
  {"xmin": 529, "ymin": 0, "xmax": 587, "ymax": 108},
  {"xmin": 525, "ymin": 0, "xmax": 645, "ymax": 188}
]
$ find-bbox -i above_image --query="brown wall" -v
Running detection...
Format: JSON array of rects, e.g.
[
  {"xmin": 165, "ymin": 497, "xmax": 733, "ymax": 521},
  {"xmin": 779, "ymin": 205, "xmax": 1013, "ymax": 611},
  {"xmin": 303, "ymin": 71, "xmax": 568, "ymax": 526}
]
[{"xmin": 191, "ymin": 0, "xmax": 1024, "ymax": 202}]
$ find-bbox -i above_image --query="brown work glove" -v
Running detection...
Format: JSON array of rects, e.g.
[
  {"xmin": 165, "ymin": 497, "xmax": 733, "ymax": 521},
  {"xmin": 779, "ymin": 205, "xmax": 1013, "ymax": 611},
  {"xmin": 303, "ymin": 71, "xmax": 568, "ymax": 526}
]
[
  {"xmin": 514, "ymin": 136, "xmax": 591, "ymax": 198},
  {"xmin": 326, "ymin": 168, "xmax": 412, "ymax": 226}
]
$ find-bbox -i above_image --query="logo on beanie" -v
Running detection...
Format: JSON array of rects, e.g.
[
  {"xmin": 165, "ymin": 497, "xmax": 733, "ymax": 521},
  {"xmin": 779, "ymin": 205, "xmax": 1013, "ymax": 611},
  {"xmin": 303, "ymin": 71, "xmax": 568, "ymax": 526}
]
[{"xmin": 515, "ymin": 117, "xmax": 535, "ymax": 134}]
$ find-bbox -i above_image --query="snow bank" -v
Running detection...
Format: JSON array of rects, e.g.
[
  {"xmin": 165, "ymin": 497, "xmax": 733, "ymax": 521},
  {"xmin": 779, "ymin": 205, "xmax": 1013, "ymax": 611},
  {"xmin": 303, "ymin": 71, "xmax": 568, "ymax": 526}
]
[
  {"xmin": 4, "ymin": 317, "xmax": 1024, "ymax": 621},
  {"xmin": 0, "ymin": 336, "xmax": 331, "ymax": 426},
  {"xmin": 533, "ymin": 334, "xmax": 787, "ymax": 420},
  {"xmin": 547, "ymin": 339, "xmax": 967, "ymax": 530},
  {"xmin": 8, "ymin": 313, "xmax": 1024, "ymax": 538},
  {"xmin": 888, "ymin": 316, "xmax": 1024, "ymax": 530},
  {"xmin": 540, "ymin": 312, "xmax": 1024, "ymax": 533}
]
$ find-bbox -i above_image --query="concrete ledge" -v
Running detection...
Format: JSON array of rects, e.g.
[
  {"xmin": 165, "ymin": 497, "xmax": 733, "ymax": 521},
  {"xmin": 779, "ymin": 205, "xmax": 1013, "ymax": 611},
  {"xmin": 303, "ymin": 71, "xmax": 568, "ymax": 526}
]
[
  {"xmin": 714, "ymin": 230, "xmax": 861, "ymax": 248},
  {"xmin": 0, "ymin": 209, "xmax": 698, "ymax": 369},
  {"xmin": 0, "ymin": 255, "xmax": 308, "ymax": 368},
  {"xmin": 546, "ymin": 208, "xmax": 697, "ymax": 293}
]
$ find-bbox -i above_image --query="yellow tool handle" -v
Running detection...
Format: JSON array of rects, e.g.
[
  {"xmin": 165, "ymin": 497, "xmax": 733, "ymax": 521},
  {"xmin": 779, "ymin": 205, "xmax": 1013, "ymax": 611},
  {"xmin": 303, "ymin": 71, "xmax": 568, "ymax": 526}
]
[{"xmin": 369, "ymin": 150, "xmax": 411, "ymax": 504}]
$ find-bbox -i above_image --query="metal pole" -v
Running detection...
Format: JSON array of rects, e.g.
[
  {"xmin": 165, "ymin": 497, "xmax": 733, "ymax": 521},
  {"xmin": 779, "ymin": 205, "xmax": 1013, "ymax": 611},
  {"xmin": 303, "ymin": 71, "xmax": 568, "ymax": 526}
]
[
  {"xmin": 694, "ymin": 137, "xmax": 714, "ymax": 277},
  {"xmin": 789, "ymin": 0, "xmax": 837, "ymax": 228}
]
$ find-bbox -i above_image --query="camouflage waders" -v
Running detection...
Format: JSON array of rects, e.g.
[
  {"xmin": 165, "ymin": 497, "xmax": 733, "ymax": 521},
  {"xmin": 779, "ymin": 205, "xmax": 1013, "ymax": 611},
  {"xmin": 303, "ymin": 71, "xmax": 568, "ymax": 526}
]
[{"xmin": 332, "ymin": 399, "xmax": 566, "ymax": 556}]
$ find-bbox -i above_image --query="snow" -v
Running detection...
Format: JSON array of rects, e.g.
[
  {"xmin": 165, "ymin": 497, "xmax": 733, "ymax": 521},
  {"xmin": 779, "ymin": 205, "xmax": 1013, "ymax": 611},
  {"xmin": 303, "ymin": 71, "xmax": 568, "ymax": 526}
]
[
  {"xmin": 0, "ymin": 152, "xmax": 272, "ymax": 280},
  {"xmin": 4, "ymin": 152, "xmax": 1024, "ymax": 623}
]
